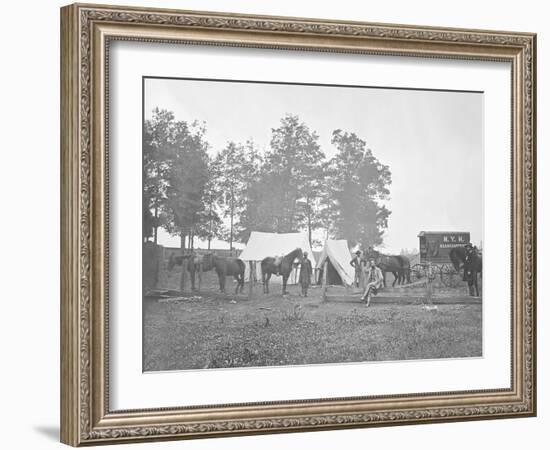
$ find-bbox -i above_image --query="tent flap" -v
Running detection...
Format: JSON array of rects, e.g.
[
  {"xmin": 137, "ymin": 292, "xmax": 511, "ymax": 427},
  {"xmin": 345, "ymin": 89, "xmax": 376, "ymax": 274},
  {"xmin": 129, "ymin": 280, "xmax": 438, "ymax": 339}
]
[{"xmin": 316, "ymin": 240, "xmax": 355, "ymax": 286}]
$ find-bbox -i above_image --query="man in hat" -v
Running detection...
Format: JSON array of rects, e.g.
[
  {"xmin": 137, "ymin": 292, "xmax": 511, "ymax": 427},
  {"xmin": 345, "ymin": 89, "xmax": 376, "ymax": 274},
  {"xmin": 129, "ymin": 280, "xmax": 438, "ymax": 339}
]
[
  {"xmin": 362, "ymin": 258, "xmax": 384, "ymax": 307},
  {"xmin": 299, "ymin": 251, "xmax": 313, "ymax": 297},
  {"xmin": 350, "ymin": 250, "xmax": 363, "ymax": 287},
  {"xmin": 463, "ymin": 243, "xmax": 474, "ymax": 282}
]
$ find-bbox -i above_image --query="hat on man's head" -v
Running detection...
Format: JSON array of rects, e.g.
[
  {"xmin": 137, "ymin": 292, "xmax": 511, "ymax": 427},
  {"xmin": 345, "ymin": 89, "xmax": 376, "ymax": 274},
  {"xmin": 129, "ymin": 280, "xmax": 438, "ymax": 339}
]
[{"xmin": 355, "ymin": 250, "xmax": 362, "ymax": 256}]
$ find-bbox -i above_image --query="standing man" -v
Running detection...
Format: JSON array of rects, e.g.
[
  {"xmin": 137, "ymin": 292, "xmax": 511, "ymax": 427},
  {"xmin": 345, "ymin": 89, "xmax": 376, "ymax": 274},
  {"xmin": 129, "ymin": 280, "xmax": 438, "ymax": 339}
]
[
  {"xmin": 350, "ymin": 250, "xmax": 363, "ymax": 288},
  {"xmin": 425, "ymin": 261, "xmax": 436, "ymax": 304},
  {"xmin": 299, "ymin": 251, "xmax": 313, "ymax": 297},
  {"xmin": 362, "ymin": 258, "xmax": 384, "ymax": 307}
]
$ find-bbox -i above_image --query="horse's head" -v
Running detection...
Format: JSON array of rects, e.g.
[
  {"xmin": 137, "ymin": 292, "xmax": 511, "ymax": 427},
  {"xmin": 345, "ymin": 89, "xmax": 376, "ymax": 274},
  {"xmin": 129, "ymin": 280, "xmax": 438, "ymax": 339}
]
[
  {"xmin": 200, "ymin": 253, "xmax": 216, "ymax": 271},
  {"xmin": 168, "ymin": 253, "xmax": 185, "ymax": 271},
  {"xmin": 364, "ymin": 247, "xmax": 379, "ymax": 262}
]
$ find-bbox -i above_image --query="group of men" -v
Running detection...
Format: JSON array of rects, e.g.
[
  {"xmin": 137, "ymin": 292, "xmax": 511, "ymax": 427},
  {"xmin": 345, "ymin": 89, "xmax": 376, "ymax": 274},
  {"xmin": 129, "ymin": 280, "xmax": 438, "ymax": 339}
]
[{"xmin": 350, "ymin": 250, "xmax": 384, "ymax": 306}]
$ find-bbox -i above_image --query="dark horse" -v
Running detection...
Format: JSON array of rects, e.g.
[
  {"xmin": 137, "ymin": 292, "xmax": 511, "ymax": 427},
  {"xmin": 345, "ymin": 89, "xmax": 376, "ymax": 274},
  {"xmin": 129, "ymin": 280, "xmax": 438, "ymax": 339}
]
[
  {"xmin": 449, "ymin": 246, "xmax": 468, "ymax": 272},
  {"xmin": 449, "ymin": 246, "xmax": 483, "ymax": 297},
  {"xmin": 261, "ymin": 248, "xmax": 303, "ymax": 295},
  {"xmin": 365, "ymin": 248, "xmax": 411, "ymax": 287},
  {"xmin": 202, "ymin": 253, "xmax": 245, "ymax": 294}
]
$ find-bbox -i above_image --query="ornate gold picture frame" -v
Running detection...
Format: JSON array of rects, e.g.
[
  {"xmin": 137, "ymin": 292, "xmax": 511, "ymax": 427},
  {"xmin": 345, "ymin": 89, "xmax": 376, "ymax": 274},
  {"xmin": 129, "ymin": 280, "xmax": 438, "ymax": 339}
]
[{"xmin": 60, "ymin": 3, "xmax": 536, "ymax": 446}]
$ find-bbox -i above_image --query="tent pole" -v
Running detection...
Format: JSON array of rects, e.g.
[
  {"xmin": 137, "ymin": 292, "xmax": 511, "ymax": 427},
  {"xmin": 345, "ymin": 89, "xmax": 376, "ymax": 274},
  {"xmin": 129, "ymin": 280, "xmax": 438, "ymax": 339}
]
[{"xmin": 322, "ymin": 261, "xmax": 328, "ymax": 302}]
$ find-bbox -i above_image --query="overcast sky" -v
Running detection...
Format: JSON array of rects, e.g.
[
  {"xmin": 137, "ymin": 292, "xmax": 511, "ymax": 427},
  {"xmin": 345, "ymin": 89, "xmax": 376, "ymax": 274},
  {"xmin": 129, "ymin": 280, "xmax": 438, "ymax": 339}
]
[{"xmin": 144, "ymin": 77, "xmax": 483, "ymax": 253}]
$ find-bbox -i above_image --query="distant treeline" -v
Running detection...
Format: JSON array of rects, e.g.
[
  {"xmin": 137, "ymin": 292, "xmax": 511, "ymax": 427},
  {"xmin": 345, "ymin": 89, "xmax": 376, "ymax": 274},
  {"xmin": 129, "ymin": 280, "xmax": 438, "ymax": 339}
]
[{"xmin": 143, "ymin": 108, "xmax": 392, "ymax": 250}]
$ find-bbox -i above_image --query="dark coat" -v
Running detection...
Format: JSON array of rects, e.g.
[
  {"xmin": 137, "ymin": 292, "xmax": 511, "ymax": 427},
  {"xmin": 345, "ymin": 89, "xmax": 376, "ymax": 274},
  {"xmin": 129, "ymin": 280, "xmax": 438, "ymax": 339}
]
[{"xmin": 299, "ymin": 257, "xmax": 313, "ymax": 285}]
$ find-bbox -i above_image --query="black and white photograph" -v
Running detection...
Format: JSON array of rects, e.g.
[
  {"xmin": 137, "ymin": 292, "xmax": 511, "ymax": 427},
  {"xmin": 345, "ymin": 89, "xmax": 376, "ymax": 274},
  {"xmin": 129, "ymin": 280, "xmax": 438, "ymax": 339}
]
[{"xmin": 142, "ymin": 76, "xmax": 484, "ymax": 372}]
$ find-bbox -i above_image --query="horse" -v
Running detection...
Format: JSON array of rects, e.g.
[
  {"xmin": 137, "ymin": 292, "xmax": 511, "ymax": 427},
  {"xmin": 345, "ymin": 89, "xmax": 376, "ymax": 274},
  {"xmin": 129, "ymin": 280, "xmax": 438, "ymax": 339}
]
[
  {"xmin": 167, "ymin": 252, "xmax": 207, "ymax": 292},
  {"xmin": 449, "ymin": 246, "xmax": 468, "ymax": 271},
  {"xmin": 364, "ymin": 249, "xmax": 410, "ymax": 287},
  {"xmin": 464, "ymin": 247, "xmax": 483, "ymax": 297},
  {"xmin": 202, "ymin": 253, "xmax": 245, "ymax": 294},
  {"xmin": 261, "ymin": 248, "xmax": 303, "ymax": 295}
]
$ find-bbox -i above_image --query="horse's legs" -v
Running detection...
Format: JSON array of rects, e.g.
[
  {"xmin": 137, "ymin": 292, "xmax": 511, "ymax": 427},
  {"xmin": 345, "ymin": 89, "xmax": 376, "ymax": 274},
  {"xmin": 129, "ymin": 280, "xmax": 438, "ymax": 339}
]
[
  {"xmin": 392, "ymin": 272, "xmax": 397, "ymax": 287},
  {"xmin": 282, "ymin": 274, "xmax": 288, "ymax": 295},
  {"xmin": 474, "ymin": 272, "xmax": 479, "ymax": 297},
  {"xmin": 241, "ymin": 271, "xmax": 245, "ymax": 293},
  {"xmin": 382, "ymin": 271, "xmax": 387, "ymax": 288},
  {"xmin": 468, "ymin": 280, "xmax": 475, "ymax": 296}
]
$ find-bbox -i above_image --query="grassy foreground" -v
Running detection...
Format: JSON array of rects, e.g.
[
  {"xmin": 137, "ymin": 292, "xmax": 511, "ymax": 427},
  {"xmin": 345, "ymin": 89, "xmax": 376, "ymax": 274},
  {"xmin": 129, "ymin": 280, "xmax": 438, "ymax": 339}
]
[{"xmin": 143, "ymin": 283, "xmax": 482, "ymax": 372}]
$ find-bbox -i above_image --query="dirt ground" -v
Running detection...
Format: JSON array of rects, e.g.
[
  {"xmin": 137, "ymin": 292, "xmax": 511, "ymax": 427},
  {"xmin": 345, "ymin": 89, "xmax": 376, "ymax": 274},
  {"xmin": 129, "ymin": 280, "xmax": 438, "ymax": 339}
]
[{"xmin": 144, "ymin": 266, "xmax": 482, "ymax": 371}]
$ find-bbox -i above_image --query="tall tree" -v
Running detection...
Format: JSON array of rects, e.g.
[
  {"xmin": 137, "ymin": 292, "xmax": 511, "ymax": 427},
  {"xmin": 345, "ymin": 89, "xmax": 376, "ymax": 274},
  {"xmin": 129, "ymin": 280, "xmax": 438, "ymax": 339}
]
[
  {"xmin": 164, "ymin": 120, "xmax": 210, "ymax": 250},
  {"xmin": 327, "ymin": 130, "xmax": 392, "ymax": 248},
  {"xmin": 143, "ymin": 108, "xmax": 174, "ymax": 243},
  {"xmin": 194, "ymin": 155, "xmax": 225, "ymax": 249},
  {"xmin": 214, "ymin": 141, "xmax": 260, "ymax": 250},
  {"xmin": 260, "ymin": 114, "xmax": 325, "ymax": 238}
]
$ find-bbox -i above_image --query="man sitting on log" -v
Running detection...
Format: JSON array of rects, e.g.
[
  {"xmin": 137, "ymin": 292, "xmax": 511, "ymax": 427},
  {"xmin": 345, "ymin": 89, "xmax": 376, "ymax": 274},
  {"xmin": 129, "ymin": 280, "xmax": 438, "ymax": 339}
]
[{"xmin": 361, "ymin": 258, "xmax": 384, "ymax": 307}]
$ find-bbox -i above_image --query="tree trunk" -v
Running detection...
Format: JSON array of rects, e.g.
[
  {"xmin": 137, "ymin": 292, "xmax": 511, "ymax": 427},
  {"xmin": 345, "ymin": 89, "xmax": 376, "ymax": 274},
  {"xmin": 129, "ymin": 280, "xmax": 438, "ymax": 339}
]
[
  {"xmin": 307, "ymin": 201, "xmax": 312, "ymax": 248},
  {"xmin": 308, "ymin": 218, "xmax": 312, "ymax": 248},
  {"xmin": 229, "ymin": 195, "xmax": 234, "ymax": 254},
  {"xmin": 180, "ymin": 232, "xmax": 186, "ymax": 250},
  {"xmin": 153, "ymin": 206, "xmax": 158, "ymax": 244}
]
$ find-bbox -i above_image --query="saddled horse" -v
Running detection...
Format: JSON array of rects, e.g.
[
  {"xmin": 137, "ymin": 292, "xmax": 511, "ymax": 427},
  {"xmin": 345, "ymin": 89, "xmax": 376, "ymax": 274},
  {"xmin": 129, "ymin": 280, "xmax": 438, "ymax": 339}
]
[
  {"xmin": 365, "ymin": 249, "xmax": 411, "ymax": 287},
  {"xmin": 202, "ymin": 253, "xmax": 245, "ymax": 294},
  {"xmin": 464, "ymin": 247, "xmax": 483, "ymax": 297},
  {"xmin": 261, "ymin": 248, "xmax": 303, "ymax": 295}
]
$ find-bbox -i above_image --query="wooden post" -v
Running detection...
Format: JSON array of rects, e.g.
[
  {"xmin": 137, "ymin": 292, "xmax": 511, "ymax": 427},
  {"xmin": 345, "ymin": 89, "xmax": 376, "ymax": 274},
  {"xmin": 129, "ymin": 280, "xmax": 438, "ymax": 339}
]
[
  {"xmin": 322, "ymin": 261, "xmax": 328, "ymax": 302},
  {"xmin": 248, "ymin": 261, "xmax": 254, "ymax": 299},
  {"xmin": 180, "ymin": 257, "xmax": 186, "ymax": 293}
]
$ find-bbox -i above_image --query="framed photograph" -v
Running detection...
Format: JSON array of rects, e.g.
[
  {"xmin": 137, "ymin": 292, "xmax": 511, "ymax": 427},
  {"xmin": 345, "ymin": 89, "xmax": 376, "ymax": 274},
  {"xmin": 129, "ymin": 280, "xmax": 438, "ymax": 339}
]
[{"xmin": 60, "ymin": 3, "xmax": 536, "ymax": 446}]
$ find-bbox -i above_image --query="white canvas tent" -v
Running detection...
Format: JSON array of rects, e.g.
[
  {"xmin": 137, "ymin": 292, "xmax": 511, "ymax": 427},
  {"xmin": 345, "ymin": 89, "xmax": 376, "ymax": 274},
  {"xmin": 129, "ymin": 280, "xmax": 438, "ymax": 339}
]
[
  {"xmin": 315, "ymin": 240, "xmax": 355, "ymax": 286},
  {"xmin": 240, "ymin": 231, "xmax": 314, "ymax": 284}
]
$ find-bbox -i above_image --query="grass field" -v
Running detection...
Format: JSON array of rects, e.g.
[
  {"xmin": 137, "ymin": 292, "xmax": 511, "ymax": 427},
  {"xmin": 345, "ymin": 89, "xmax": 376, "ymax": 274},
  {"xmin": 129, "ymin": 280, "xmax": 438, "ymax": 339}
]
[{"xmin": 144, "ymin": 266, "xmax": 482, "ymax": 372}]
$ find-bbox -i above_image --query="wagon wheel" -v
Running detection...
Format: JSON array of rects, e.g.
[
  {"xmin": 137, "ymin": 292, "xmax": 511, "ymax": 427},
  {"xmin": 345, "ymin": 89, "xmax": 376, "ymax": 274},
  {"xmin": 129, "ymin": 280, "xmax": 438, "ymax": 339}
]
[
  {"xmin": 411, "ymin": 263, "xmax": 426, "ymax": 280},
  {"xmin": 440, "ymin": 263, "xmax": 463, "ymax": 287}
]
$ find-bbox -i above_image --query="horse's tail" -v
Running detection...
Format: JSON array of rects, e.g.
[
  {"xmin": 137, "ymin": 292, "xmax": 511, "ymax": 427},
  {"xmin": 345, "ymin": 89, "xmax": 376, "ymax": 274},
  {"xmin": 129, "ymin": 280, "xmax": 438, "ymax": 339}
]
[{"xmin": 236, "ymin": 259, "xmax": 246, "ymax": 284}]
